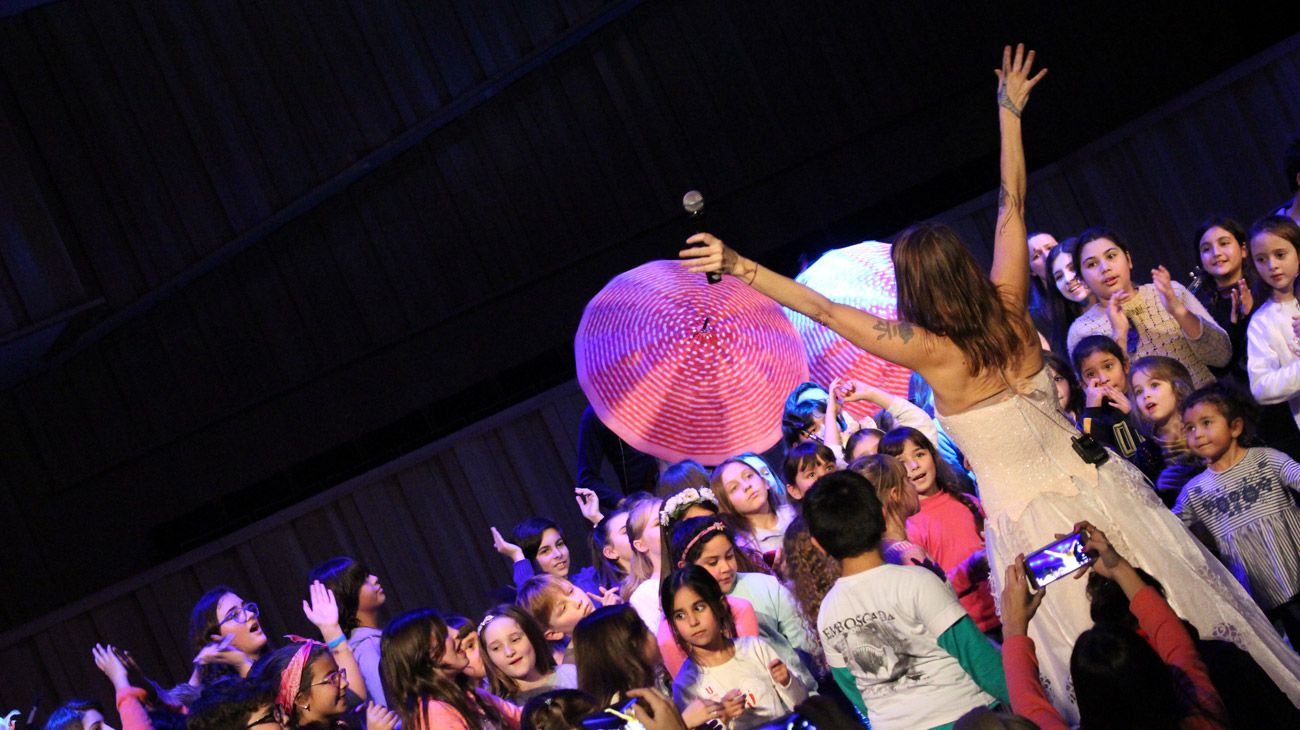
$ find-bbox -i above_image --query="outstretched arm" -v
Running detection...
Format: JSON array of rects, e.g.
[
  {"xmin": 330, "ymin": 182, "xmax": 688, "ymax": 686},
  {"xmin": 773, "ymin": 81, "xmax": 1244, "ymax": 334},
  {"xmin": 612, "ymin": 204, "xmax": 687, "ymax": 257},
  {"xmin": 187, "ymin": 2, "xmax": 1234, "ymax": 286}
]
[
  {"xmin": 679, "ymin": 235, "xmax": 930, "ymax": 370},
  {"xmin": 989, "ymin": 44, "xmax": 1047, "ymax": 305}
]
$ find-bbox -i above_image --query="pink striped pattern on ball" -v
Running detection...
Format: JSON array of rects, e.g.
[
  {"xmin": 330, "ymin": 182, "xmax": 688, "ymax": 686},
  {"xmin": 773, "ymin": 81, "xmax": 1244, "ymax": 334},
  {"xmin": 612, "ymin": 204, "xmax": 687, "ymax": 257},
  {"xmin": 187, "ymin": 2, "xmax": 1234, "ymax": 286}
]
[
  {"xmin": 575, "ymin": 260, "xmax": 809, "ymax": 465},
  {"xmin": 786, "ymin": 241, "xmax": 913, "ymax": 419}
]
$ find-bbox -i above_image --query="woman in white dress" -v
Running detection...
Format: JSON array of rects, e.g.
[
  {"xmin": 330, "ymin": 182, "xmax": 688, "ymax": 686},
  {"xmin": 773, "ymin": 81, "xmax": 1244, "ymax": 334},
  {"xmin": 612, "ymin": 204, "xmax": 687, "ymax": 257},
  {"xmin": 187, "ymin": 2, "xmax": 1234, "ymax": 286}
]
[{"xmin": 679, "ymin": 45, "xmax": 1300, "ymax": 723}]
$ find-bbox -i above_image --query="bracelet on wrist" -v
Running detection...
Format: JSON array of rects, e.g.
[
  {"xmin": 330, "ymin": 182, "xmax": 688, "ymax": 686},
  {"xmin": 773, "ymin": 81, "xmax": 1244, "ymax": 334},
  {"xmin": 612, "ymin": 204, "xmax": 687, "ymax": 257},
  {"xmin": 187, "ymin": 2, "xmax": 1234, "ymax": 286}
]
[{"xmin": 327, "ymin": 634, "xmax": 347, "ymax": 651}]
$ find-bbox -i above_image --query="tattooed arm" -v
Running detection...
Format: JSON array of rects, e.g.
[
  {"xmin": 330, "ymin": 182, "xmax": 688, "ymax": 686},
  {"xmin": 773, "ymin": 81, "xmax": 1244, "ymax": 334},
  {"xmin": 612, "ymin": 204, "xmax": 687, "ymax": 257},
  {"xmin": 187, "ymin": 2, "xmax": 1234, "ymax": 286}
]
[
  {"xmin": 680, "ymin": 234, "xmax": 930, "ymax": 369},
  {"xmin": 989, "ymin": 44, "xmax": 1046, "ymax": 308}
]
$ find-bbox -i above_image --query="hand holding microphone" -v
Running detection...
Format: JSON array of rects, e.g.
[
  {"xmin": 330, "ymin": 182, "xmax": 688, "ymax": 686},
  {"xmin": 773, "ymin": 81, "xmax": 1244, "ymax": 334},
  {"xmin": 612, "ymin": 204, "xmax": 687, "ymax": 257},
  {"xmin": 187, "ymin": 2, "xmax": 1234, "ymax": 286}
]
[{"xmin": 683, "ymin": 190, "xmax": 721, "ymax": 284}]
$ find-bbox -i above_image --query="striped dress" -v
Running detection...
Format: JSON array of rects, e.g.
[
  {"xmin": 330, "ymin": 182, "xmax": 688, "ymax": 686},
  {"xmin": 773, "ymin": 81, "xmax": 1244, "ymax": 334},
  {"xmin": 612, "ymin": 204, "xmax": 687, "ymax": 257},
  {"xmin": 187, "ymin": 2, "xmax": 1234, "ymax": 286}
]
[{"xmin": 1173, "ymin": 447, "xmax": 1300, "ymax": 610}]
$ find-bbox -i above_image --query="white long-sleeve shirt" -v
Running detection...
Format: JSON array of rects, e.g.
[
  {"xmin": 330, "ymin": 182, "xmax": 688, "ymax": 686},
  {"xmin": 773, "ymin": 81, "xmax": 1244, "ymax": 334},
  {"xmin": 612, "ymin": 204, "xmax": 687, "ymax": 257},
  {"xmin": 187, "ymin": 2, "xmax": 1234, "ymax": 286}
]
[
  {"xmin": 1247, "ymin": 297, "xmax": 1300, "ymax": 430},
  {"xmin": 672, "ymin": 636, "xmax": 810, "ymax": 730}
]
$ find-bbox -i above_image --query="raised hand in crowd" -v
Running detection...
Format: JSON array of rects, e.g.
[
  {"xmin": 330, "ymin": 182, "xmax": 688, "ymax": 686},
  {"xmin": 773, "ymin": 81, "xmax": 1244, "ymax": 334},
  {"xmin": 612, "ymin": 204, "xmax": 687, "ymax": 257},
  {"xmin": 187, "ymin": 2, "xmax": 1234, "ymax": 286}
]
[
  {"xmin": 490, "ymin": 525, "xmax": 525, "ymax": 562},
  {"xmin": 92, "ymin": 643, "xmax": 131, "ymax": 691},
  {"xmin": 1106, "ymin": 288, "xmax": 1132, "ymax": 346},
  {"xmin": 574, "ymin": 487, "xmax": 604, "ymax": 525}
]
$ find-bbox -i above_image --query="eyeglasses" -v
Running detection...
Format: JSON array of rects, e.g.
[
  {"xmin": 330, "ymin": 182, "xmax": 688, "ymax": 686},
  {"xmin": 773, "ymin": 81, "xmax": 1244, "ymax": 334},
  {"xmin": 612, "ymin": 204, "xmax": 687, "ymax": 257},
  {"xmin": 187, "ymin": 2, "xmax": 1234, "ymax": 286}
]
[
  {"xmin": 219, "ymin": 602, "xmax": 259, "ymax": 625},
  {"xmin": 244, "ymin": 705, "xmax": 284, "ymax": 730},
  {"xmin": 311, "ymin": 667, "xmax": 347, "ymax": 688}
]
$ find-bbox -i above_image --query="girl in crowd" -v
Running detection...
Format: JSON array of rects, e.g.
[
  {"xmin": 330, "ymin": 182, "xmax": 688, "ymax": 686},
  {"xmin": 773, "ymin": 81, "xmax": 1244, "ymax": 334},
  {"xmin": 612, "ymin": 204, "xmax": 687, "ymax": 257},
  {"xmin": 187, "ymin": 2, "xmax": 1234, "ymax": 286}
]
[
  {"xmin": 1043, "ymin": 350, "xmax": 1084, "ymax": 427},
  {"xmin": 663, "ymin": 567, "xmax": 808, "ymax": 730},
  {"xmin": 518, "ymin": 690, "xmax": 596, "ymax": 730},
  {"xmin": 844, "ymin": 427, "xmax": 887, "ymax": 461},
  {"xmin": 1071, "ymin": 335, "xmax": 1162, "ymax": 481},
  {"xmin": 1191, "ymin": 217, "xmax": 1256, "ymax": 382},
  {"xmin": 446, "ymin": 615, "xmax": 489, "ymax": 690},
  {"xmin": 1041, "ymin": 237, "xmax": 1093, "ymax": 357},
  {"xmin": 492, "ymin": 517, "xmax": 606, "ymax": 596},
  {"xmin": 782, "ymin": 441, "xmax": 837, "ymax": 503},
  {"xmin": 1195, "ymin": 215, "xmax": 1300, "ymax": 459},
  {"xmin": 1176, "ymin": 384, "xmax": 1300, "ymax": 643},
  {"xmin": 1129, "ymin": 356, "xmax": 1202, "ymax": 504},
  {"xmin": 1000, "ymin": 523, "xmax": 1227, "ymax": 730},
  {"xmin": 478, "ymin": 605, "xmax": 573, "ymax": 705},
  {"xmin": 571, "ymin": 605, "xmax": 666, "ymax": 708},
  {"xmin": 655, "ymin": 460, "xmax": 710, "ymax": 499},
  {"xmin": 1246, "ymin": 216, "xmax": 1300, "ymax": 437},
  {"xmin": 380, "ymin": 608, "xmax": 519, "ymax": 730},
  {"xmin": 622, "ymin": 497, "xmax": 665, "ymax": 629},
  {"xmin": 1066, "ymin": 227, "xmax": 1230, "ymax": 388},
  {"xmin": 709, "ymin": 457, "xmax": 797, "ymax": 559},
  {"xmin": 187, "ymin": 586, "xmax": 269, "ymax": 687},
  {"xmin": 516, "ymin": 574, "xmax": 610, "ymax": 670},
  {"xmin": 590, "ymin": 508, "xmax": 633, "ymax": 590},
  {"xmin": 252, "ymin": 641, "xmax": 354, "ymax": 730},
  {"xmin": 309, "ymin": 557, "xmax": 387, "ymax": 707},
  {"xmin": 669, "ymin": 517, "xmax": 817, "ymax": 689}
]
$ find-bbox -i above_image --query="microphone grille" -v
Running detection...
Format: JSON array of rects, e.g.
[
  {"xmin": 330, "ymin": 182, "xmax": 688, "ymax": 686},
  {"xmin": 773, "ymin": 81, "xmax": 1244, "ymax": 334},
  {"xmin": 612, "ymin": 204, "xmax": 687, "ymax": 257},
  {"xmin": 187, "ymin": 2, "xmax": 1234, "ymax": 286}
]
[{"xmin": 682, "ymin": 190, "xmax": 704, "ymax": 214}]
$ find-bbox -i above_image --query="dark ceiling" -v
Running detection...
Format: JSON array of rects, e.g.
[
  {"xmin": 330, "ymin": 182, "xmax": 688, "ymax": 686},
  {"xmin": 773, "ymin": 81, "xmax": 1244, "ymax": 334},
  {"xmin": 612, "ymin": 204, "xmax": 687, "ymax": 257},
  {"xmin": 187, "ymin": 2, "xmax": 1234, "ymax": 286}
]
[{"xmin": 0, "ymin": 0, "xmax": 1295, "ymax": 629}]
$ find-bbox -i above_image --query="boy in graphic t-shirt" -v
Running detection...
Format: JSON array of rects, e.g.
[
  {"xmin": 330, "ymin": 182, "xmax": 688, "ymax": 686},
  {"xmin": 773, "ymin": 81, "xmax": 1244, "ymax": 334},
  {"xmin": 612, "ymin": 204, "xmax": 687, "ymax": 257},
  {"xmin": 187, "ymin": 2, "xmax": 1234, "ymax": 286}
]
[{"xmin": 803, "ymin": 470, "xmax": 1010, "ymax": 730}]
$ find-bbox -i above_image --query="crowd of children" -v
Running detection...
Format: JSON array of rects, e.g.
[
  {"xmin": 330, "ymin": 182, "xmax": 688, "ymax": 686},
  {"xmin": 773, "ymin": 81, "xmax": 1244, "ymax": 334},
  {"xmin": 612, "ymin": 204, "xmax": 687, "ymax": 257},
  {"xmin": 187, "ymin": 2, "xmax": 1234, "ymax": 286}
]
[{"xmin": 30, "ymin": 48, "xmax": 1300, "ymax": 730}]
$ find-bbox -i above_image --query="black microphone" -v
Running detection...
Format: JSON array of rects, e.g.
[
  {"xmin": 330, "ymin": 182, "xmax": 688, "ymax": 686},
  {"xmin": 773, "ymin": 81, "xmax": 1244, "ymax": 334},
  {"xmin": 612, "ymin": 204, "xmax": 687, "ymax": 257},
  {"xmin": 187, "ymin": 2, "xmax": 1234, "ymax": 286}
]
[{"xmin": 683, "ymin": 190, "xmax": 721, "ymax": 284}]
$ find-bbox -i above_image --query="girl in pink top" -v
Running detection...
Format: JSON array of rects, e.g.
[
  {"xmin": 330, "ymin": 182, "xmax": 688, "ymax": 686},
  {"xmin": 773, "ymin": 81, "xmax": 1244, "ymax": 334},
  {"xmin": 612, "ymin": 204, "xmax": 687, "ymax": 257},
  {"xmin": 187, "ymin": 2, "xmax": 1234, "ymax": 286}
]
[
  {"xmin": 880, "ymin": 427, "xmax": 1000, "ymax": 635},
  {"xmin": 380, "ymin": 608, "xmax": 520, "ymax": 730}
]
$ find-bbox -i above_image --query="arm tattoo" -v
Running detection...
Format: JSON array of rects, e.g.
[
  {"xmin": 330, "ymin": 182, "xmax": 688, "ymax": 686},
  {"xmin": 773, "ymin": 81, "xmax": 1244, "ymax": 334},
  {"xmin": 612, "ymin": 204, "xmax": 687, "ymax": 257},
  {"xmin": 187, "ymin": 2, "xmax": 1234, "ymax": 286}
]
[
  {"xmin": 873, "ymin": 320, "xmax": 915, "ymax": 344},
  {"xmin": 997, "ymin": 181, "xmax": 1023, "ymax": 234}
]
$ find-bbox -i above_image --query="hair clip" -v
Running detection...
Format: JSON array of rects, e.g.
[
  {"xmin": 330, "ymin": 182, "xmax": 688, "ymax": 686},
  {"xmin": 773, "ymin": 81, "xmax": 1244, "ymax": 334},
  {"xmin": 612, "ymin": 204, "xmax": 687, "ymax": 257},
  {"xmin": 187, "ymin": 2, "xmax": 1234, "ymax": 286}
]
[{"xmin": 476, "ymin": 614, "xmax": 498, "ymax": 634}]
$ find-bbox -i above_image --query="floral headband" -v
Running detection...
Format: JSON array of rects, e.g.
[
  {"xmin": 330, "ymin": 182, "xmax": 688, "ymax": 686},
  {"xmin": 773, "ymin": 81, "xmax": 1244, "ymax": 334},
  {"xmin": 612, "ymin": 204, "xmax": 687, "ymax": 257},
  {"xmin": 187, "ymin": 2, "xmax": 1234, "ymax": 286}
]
[
  {"xmin": 659, "ymin": 487, "xmax": 718, "ymax": 527},
  {"xmin": 676, "ymin": 521, "xmax": 728, "ymax": 568}
]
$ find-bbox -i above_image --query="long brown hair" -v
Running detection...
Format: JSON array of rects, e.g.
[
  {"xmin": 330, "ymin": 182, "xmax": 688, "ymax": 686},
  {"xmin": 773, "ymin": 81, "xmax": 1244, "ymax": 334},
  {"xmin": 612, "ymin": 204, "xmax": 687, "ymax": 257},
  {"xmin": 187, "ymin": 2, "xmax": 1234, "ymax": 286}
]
[
  {"xmin": 892, "ymin": 222, "xmax": 1037, "ymax": 376},
  {"xmin": 781, "ymin": 516, "xmax": 839, "ymax": 640},
  {"xmin": 379, "ymin": 608, "xmax": 504, "ymax": 730},
  {"xmin": 573, "ymin": 605, "xmax": 664, "ymax": 707},
  {"xmin": 709, "ymin": 457, "xmax": 780, "ymax": 543}
]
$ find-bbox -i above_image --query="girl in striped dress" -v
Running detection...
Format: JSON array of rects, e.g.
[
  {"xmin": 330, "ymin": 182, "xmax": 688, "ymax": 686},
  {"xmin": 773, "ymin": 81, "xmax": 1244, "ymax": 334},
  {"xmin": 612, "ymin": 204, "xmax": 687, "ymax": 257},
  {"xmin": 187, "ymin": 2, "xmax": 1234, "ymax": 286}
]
[{"xmin": 1177, "ymin": 382, "xmax": 1300, "ymax": 645}]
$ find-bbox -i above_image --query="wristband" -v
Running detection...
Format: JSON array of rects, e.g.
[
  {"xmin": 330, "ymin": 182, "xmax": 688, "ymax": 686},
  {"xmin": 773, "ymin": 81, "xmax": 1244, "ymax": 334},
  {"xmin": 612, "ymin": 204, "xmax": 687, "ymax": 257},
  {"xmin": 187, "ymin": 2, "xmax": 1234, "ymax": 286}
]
[{"xmin": 327, "ymin": 635, "xmax": 347, "ymax": 651}]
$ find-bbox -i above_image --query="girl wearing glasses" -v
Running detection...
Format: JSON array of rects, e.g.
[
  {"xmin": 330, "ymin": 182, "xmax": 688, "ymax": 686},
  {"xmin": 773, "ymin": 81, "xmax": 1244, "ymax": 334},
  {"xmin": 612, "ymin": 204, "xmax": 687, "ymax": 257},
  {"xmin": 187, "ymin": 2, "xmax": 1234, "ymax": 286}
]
[{"xmin": 187, "ymin": 586, "xmax": 270, "ymax": 687}]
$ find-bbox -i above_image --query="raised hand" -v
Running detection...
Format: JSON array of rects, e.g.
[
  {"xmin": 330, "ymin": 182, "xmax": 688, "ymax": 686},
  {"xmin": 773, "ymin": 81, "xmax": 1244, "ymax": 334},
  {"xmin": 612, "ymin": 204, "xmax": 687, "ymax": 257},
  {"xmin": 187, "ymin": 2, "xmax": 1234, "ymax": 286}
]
[
  {"xmin": 1232, "ymin": 280, "xmax": 1254, "ymax": 323},
  {"xmin": 994, "ymin": 43, "xmax": 1048, "ymax": 118},
  {"xmin": 1000, "ymin": 557, "xmax": 1045, "ymax": 638},
  {"xmin": 1106, "ymin": 291, "xmax": 1132, "ymax": 346},
  {"xmin": 303, "ymin": 580, "xmax": 341, "ymax": 634},
  {"xmin": 1152, "ymin": 266, "xmax": 1186, "ymax": 318},
  {"xmin": 574, "ymin": 488, "xmax": 604, "ymax": 525},
  {"xmin": 92, "ymin": 643, "xmax": 131, "ymax": 690},
  {"xmin": 490, "ymin": 526, "xmax": 524, "ymax": 562},
  {"xmin": 364, "ymin": 703, "xmax": 399, "ymax": 730}
]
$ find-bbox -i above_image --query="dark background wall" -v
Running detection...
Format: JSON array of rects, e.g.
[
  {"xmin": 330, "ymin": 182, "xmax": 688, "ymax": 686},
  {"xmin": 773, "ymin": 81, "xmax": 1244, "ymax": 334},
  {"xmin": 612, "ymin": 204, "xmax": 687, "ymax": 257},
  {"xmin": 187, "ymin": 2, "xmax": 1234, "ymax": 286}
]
[{"xmin": 0, "ymin": 0, "xmax": 1297, "ymax": 640}]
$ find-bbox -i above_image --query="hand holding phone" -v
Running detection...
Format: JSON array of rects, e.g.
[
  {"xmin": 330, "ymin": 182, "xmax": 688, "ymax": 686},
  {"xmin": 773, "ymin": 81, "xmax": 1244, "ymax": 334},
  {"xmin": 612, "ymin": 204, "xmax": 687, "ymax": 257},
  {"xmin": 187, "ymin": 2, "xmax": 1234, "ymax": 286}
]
[{"xmin": 1024, "ymin": 531, "xmax": 1094, "ymax": 590}]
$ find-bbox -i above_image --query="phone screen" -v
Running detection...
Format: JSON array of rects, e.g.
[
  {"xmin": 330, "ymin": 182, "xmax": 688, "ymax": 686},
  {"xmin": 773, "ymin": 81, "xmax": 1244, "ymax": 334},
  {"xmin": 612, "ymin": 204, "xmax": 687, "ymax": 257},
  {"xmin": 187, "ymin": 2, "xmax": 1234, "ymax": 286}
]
[{"xmin": 1025, "ymin": 531, "xmax": 1093, "ymax": 589}]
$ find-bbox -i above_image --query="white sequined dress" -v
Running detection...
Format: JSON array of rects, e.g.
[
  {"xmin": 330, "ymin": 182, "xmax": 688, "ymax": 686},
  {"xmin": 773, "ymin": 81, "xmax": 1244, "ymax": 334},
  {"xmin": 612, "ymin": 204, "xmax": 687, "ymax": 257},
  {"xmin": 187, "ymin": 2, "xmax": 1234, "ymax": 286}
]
[{"xmin": 937, "ymin": 367, "xmax": 1300, "ymax": 724}]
